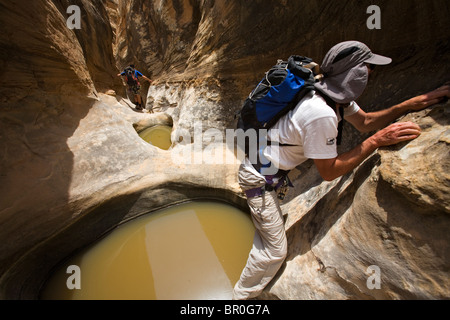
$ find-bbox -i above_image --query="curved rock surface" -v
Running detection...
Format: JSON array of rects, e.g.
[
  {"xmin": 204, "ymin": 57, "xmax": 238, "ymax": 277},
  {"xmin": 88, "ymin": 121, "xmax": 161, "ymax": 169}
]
[
  {"xmin": 272, "ymin": 105, "xmax": 450, "ymax": 300},
  {"xmin": 0, "ymin": 0, "xmax": 449, "ymax": 299}
]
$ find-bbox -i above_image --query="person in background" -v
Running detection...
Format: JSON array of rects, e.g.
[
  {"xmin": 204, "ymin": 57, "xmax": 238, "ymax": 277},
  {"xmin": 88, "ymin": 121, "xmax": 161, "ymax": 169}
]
[{"xmin": 118, "ymin": 65, "xmax": 152, "ymax": 110}]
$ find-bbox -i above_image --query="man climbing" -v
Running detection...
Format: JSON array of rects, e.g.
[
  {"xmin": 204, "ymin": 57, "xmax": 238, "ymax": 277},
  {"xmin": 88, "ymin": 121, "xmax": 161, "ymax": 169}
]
[
  {"xmin": 117, "ymin": 65, "xmax": 152, "ymax": 110},
  {"xmin": 233, "ymin": 40, "xmax": 450, "ymax": 300}
]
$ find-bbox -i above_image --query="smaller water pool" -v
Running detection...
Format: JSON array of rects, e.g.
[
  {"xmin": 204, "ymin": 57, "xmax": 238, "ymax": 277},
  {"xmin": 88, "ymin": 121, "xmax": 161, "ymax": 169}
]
[{"xmin": 139, "ymin": 125, "xmax": 173, "ymax": 150}]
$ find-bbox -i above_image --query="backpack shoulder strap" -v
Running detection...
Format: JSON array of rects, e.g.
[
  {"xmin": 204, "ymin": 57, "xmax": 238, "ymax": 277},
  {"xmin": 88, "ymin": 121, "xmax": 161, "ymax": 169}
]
[{"xmin": 315, "ymin": 90, "xmax": 344, "ymax": 146}]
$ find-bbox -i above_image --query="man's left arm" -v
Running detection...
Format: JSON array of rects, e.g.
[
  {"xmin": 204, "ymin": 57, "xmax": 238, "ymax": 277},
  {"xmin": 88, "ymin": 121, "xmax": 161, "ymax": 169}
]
[
  {"xmin": 141, "ymin": 75, "xmax": 152, "ymax": 83},
  {"xmin": 136, "ymin": 70, "xmax": 152, "ymax": 83},
  {"xmin": 314, "ymin": 84, "xmax": 449, "ymax": 181},
  {"xmin": 346, "ymin": 84, "xmax": 449, "ymax": 133}
]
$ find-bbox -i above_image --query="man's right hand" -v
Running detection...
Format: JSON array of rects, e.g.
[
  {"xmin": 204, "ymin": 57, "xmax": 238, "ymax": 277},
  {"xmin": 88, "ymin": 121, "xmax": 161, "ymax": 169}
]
[
  {"xmin": 314, "ymin": 121, "xmax": 422, "ymax": 182},
  {"xmin": 370, "ymin": 121, "xmax": 422, "ymax": 148}
]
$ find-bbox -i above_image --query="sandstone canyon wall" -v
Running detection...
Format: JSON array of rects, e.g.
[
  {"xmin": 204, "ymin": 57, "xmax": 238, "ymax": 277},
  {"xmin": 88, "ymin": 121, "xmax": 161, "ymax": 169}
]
[{"xmin": 0, "ymin": 0, "xmax": 449, "ymax": 299}]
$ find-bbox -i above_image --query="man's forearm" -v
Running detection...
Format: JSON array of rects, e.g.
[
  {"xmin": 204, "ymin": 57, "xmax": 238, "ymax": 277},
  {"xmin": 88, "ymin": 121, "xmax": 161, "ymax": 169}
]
[
  {"xmin": 314, "ymin": 137, "xmax": 379, "ymax": 181},
  {"xmin": 314, "ymin": 121, "xmax": 421, "ymax": 181},
  {"xmin": 363, "ymin": 102, "xmax": 410, "ymax": 132}
]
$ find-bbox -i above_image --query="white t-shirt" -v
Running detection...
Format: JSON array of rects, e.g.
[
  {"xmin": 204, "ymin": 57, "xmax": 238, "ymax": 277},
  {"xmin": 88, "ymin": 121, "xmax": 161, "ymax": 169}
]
[{"xmin": 264, "ymin": 90, "xmax": 360, "ymax": 171}]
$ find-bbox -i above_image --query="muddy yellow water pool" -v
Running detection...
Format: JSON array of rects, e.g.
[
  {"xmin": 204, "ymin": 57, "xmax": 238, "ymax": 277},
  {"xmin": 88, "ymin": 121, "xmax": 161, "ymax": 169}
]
[
  {"xmin": 139, "ymin": 125, "xmax": 172, "ymax": 150},
  {"xmin": 41, "ymin": 201, "xmax": 254, "ymax": 300}
]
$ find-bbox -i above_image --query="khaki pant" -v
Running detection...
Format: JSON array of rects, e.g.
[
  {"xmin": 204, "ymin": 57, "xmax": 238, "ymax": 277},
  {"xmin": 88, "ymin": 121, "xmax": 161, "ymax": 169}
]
[{"xmin": 233, "ymin": 162, "xmax": 287, "ymax": 300}]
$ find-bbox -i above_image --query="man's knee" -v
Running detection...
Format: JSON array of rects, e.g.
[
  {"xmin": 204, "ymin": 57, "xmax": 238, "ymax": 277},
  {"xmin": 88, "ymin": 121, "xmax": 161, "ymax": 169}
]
[
  {"xmin": 256, "ymin": 243, "xmax": 287, "ymax": 267},
  {"xmin": 272, "ymin": 244, "xmax": 287, "ymax": 262},
  {"xmin": 268, "ymin": 235, "xmax": 288, "ymax": 261}
]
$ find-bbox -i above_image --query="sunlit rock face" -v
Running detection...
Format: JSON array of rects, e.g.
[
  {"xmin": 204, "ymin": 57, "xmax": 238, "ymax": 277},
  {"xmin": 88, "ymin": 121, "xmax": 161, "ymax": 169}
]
[
  {"xmin": 0, "ymin": 0, "xmax": 449, "ymax": 299},
  {"xmin": 0, "ymin": 0, "xmax": 121, "ymax": 289}
]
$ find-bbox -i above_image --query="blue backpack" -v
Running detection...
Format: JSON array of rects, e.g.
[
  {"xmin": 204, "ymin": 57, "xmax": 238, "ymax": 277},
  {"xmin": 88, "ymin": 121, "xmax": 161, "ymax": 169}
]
[
  {"xmin": 236, "ymin": 55, "xmax": 319, "ymax": 132},
  {"xmin": 124, "ymin": 66, "xmax": 139, "ymax": 86}
]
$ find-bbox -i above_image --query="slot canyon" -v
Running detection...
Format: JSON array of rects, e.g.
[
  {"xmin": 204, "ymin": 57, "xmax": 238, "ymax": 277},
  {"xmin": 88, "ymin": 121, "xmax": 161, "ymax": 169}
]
[{"xmin": 0, "ymin": 0, "xmax": 449, "ymax": 300}]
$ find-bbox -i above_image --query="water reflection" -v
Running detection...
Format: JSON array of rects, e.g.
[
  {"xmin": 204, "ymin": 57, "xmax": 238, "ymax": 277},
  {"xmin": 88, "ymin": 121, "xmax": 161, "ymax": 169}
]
[{"xmin": 41, "ymin": 201, "xmax": 254, "ymax": 300}]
